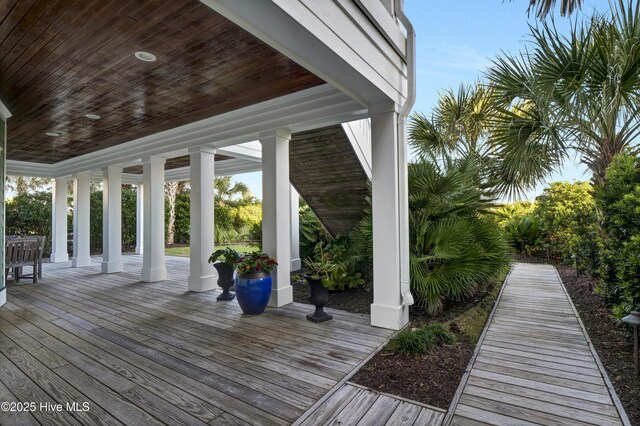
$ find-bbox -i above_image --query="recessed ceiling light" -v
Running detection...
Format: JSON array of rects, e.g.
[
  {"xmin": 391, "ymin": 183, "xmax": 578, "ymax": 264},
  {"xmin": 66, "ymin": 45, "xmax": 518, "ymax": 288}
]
[
  {"xmin": 134, "ymin": 51, "xmax": 156, "ymax": 62},
  {"xmin": 84, "ymin": 113, "xmax": 101, "ymax": 120},
  {"xmin": 46, "ymin": 132, "xmax": 60, "ymax": 137}
]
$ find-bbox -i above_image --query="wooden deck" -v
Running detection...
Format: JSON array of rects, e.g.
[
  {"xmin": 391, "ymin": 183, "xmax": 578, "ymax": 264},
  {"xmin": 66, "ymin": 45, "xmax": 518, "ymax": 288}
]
[
  {"xmin": 0, "ymin": 255, "xmax": 394, "ymax": 425},
  {"xmin": 447, "ymin": 263, "xmax": 629, "ymax": 426},
  {"xmin": 296, "ymin": 383, "xmax": 445, "ymax": 426}
]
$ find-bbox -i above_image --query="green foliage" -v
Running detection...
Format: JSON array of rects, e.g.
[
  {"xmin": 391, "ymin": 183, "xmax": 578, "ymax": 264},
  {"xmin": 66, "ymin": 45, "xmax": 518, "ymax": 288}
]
[
  {"xmin": 593, "ymin": 154, "xmax": 640, "ymax": 316},
  {"xmin": 407, "ymin": 158, "xmax": 512, "ymax": 314},
  {"xmin": 90, "ymin": 189, "xmax": 137, "ymax": 251},
  {"xmin": 299, "ymin": 206, "xmax": 331, "ymax": 261},
  {"xmin": 6, "ymin": 191, "xmax": 55, "ymax": 254},
  {"xmin": 208, "ymin": 247, "xmax": 241, "ymax": 265},
  {"xmin": 387, "ymin": 323, "xmax": 455, "ymax": 357},
  {"xmin": 533, "ymin": 182, "xmax": 601, "ymax": 267},
  {"xmin": 496, "ymin": 202, "xmax": 543, "ymax": 254}
]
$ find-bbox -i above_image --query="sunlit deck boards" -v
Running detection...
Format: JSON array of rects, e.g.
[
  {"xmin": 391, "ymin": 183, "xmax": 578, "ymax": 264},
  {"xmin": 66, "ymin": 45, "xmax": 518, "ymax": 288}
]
[
  {"xmin": 447, "ymin": 263, "xmax": 627, "ymax": 426},
  {"xmin": 0, "ymin": 255, "xmax": 393, "ymax": 425},
  {"xmin": 296, "ymin": 383, "xmax": 445, "ymax": 426}
]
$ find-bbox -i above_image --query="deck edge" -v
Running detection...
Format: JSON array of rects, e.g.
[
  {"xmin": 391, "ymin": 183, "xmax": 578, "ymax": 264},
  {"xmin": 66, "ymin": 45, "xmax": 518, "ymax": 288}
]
[
  {"xmin": 441, "ymin": 264, "xmax": 514, "ymax": 426},
  {"xmin": 291, "ymin": 324, "xmax": 401, "ymax": 425}
]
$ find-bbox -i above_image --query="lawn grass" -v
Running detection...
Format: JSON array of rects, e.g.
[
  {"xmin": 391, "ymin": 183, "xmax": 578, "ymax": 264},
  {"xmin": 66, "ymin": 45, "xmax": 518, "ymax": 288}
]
[{"xmin": 165, "ymin": 243, "xmax": 256, "ymax": 257}]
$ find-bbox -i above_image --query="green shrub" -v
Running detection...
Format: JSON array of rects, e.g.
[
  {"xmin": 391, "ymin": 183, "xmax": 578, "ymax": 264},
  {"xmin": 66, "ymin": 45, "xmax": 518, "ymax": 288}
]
[
  {"xmin": 593, "ymin": 154, "xmax": 640, "ymax": 315},
  {"xmin": 6, "ymin": 191, "xmax": 56, "ymax": 255},
  {"xmin": 387, "ymin": 323, "xmax": 455, "ymax": 357}
]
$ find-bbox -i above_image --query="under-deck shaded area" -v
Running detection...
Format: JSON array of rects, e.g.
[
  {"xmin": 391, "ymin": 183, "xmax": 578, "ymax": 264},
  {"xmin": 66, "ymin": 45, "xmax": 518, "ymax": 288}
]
[{"xmin": 0, "ymin": 256, "xmax": 393, "ymax": 425}]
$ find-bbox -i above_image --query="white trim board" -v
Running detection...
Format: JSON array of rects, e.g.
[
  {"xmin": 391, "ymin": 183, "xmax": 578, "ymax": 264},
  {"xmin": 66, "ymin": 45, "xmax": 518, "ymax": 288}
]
[{"xmin": 0, "ymin": 99, "xmax": 11, "ymax": 119}]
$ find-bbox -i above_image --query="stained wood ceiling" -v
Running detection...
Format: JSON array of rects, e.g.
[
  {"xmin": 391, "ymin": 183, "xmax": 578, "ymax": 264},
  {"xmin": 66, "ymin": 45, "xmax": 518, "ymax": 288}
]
[
  {"xmin": 121, "ymin": 153, "xmax": 231, "ymax": 175},
  {"xmin": 0, "ymin": 0, "xmax": 324, "ymax": 164}
]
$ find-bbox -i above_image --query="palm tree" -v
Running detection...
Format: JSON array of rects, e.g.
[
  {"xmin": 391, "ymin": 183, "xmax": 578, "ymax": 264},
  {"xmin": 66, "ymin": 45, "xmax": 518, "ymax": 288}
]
[
  {"xmin": 165, "ymin": 181, "xmax": 188, "ymax": 245},
  {"xmin": 488, "ymin": 0, "xmax": 640, "ymax": 188},
  {"xmin": 410, "ymin": 83, "xmax": 497, "ymax": 162},
  {"xmin": 214, "ymin": 176, "xmax": 251, "ymax": 205},
  {"xmin": 526, "ymin": 0, "xmax": 583, "ymax": 17}
]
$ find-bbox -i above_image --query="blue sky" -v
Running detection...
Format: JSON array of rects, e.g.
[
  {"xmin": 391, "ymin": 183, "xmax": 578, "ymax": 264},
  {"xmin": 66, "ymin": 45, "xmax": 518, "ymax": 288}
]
[{"xmin": 239, "ymin": 0, "xmax": 613, "ymax": 201}]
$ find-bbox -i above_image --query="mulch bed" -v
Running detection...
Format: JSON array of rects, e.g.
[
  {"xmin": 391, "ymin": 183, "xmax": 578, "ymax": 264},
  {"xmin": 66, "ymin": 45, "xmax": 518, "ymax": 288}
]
[
  {"xmin": 350, "ymin": 343, "xmax": 473, "ymax": 409},
  {"xmin": 556, "ymin": 264, "xmax": 640, "ymax": 425}
]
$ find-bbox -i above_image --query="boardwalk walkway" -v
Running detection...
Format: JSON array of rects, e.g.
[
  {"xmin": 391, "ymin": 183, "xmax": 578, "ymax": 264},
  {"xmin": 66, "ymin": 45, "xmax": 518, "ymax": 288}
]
[{"xmin": 447, "ymin": 263, "xmax": 629, "ymax": 426}]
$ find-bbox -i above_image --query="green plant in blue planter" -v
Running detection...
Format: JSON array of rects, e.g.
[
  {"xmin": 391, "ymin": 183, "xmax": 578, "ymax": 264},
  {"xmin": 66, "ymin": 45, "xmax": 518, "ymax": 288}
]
[{"xmin": 234, "ymin": 251, "xmax": 278, "ymax": 314}]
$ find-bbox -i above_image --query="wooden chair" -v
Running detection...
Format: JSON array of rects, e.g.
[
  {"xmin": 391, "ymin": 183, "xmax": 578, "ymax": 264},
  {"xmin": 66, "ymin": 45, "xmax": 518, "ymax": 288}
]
[{"xmin": 5, "ymin": 238, "xmax": 39, "ymax": 284}]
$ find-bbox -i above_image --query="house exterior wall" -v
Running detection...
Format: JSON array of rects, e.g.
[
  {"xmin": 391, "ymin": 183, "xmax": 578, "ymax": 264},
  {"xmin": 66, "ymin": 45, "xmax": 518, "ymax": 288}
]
[{"xmin": 0, "ymin": 116, "xmax": 5, "ymax": 307}]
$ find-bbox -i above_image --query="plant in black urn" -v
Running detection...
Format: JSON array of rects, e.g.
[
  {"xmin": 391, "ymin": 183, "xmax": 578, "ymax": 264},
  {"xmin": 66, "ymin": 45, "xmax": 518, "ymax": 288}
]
[
  {"xmin": 302, "ymin": 246, "xmax": 337, "ymax": 323},
  {"xmin": 208, "ymin": 247, "xmax": 241, "ymax": 301}
]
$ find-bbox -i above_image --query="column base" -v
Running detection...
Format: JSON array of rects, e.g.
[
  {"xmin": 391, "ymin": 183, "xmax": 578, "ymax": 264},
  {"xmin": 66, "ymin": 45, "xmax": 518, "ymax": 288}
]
[
  {"xmin": 72, "ymin": 257, "xmax": 93, "ymax": 268},
  {"xmin": 268, "ymin": 285, "xmax": 293, "ymax": 307},
  {"xmin": 101, "ymin": 260, "xmax": 123, "ymax": 274},
  {"xmin": 370, "ymin": 303, "xmax": 409, "ymax": 330},
  {"xmin": 291, "ymin": 258, "xmax": 301, "ymax": 271},
  {"xmin": 50, "ymin": 253, "xmax": 69, "ymax": 263},
  {"xmin": 188, "ymin": 274, "xmax": 218, "ymax": 292},
  {"xmin": 141, "ymin": 266, "xmax": 167, "ymax": 282},
  {"xmin": 135, "ymin": 247, "xmax": 143, "ymax": 255},
  {"xmin": 0, "ymin": 287, "xmax": 5, "ymax": 307}
]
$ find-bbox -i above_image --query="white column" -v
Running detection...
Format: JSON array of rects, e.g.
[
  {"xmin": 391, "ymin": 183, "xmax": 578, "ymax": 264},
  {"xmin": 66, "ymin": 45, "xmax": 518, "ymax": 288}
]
[
  {"xmin": 290, "ymin": 185, "xmax": 301, "ymax": 271},
  {"xmin": 135, "ymin": 184, "xmax": 144, "ymax": 255},
  {"xmin": 101, "ymin": 165, "xmax": 123, "ymax": 273},
  {"xmin": 370, "ymin": 105, "xmax": 410, "ymax": 330},
  {"xmin": 141, "ymin": 156, "xmax": 167, "ymax": 282},
  {"xmin": 188, "ymin": 147, "xmax": 217, "ymax": 292},
  {"xmin": 261, "ymin": 129, "xmax": 293, "ymax": 307},
  {"xmin": 50, "ymin": 176, "xmax": 69, "ymax": 263},
  {"xmin": 72, "ymin": 172, "xmax": 92, "ymax": 267}
]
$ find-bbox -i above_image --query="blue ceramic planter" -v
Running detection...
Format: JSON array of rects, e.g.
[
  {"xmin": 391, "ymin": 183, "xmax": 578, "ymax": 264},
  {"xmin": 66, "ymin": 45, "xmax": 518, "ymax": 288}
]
[{"xmin": 235, "ymin": 272, "xmax": 272, "ymax": 314}]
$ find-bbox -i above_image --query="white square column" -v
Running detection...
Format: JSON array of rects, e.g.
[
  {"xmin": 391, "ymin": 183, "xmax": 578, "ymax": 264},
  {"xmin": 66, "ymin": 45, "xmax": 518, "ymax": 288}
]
[
  {"xmin": 370, "ymin": 105, "xmax": 410, "ymax": 330},
  {"xmin": 188, "ymin": 147, "xmax": 217, "ymax": 292},
  {"xmin": 290, "ymin": 185, "xmax": 301, "ymax": 271},
  {"xmin": 135, "ymin": 184, "xmax": 143, "ymax": 255},
  {"xmin": 101, "ymin": 165, "xmax": 123, "ymax": 273},
  {"xmin": 141, "ymin": 156, "xmax": 167, "ymax": 282},
  {"xmin": 261, "ymin": 129, "xmax": 293, "ymax": 307},
  {"xmin": 50, "ymin": 176, "xmax": 69, "ymax": 263},
  {"xmin": 72, "ymin": 172, "xmax": 92, "ymax": 267}
]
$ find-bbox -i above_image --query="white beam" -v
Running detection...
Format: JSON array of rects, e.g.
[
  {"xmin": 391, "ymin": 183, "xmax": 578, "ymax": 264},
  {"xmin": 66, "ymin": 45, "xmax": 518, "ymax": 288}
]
[
  {"xmin": 188, "ymin": 147, "xmax": 217, "ymax": 292},
  {"xmin": 50, "ymin": 177, "xmax": 69, "ymax": 263},
  {"xmin": 135, "ymin": 184, "xmax": 144, "ymax": 255},
  {"xmin": 101, "ymin": 166, "xmax": 123, "ymax": 274},
  {"xmin": 141, "ymin": 156, "xmax": 167, "ymax": 282},
  {"xmin": 72, "ymin": 172, "xmax": 92, "ymax": 267},
  {"xmin": 370, "ymin": 105, "xmax": 409, "ymax": 330},
  {"xmin": 261, "ymin": 129, "xmax": 293, "ymax": 307}
]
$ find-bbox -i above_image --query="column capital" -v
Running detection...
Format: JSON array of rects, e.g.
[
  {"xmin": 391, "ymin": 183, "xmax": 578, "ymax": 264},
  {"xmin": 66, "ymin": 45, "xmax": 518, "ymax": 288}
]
[
  {"xmin": 72, "ymin": 170, "xmax": 92, "ymax": 179},
  {"xmin": 188, "ymin": 146, "xmax": 217, "ymax": 155},
  {"xmin": 368, "ymin": 101, "xmax": 400, "ymax": 116},
  {"xmin": 141, "ymin": 155, "xmax": 167, "ymax": 165},
  {"xmin": 259, "ymin": 128, "xmax": 291, "ymax": 142},
  {"xmin": 53, "ymin": 175, "xmax": 72, "ymax": 182},
  {"xmin": 101, "ymin": 165, "xmax": 123, "ymax": 174}
]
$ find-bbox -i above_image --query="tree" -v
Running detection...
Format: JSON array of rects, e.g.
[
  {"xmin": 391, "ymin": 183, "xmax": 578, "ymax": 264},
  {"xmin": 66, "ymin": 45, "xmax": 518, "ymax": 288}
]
[
  {"xmin": 525, "ymin": 0, "xmax": 583, "ymax": 18},
  {"xmin": 6, "ymin": 176, "xmax": 51, "ymax": 195},
  {"xmin": 488, "ymin": 0, "xmax": 640, "ymax": 188},
  {"xmin": 164, "ymin": 181, "xmax": 188, "ymax": 245},
  {"xmin": 214, "ymin": 176, "xmax": 251, "ymax": 205}
]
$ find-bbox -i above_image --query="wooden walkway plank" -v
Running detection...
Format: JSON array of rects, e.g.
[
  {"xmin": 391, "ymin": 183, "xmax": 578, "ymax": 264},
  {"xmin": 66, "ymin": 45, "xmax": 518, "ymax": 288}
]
[{"xmin": 446, "ymin": 263, "xmax": 628, "ymax": 426}]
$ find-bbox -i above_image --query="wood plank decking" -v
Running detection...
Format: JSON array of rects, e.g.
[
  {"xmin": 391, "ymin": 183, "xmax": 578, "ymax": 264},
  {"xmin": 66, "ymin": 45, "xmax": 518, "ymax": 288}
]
[
  {"xmin": 0, "ymin": 255, "xmax": 394, "ymax": 425},
  {"xmin": 296, "ymin": 383, "xmax": 445, "ymax": 426},
  {"xmin": 447, "ymin": 263, "xmax": 628, "ymax": 426}
]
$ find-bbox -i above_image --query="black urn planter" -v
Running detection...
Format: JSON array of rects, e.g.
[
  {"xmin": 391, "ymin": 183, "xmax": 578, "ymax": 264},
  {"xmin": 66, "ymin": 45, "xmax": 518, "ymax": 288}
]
[
  {"xmin": 304, "ymin": 275, "xmax": 333, "ymax": 323},
  {"xmin": 213, "ymin": 262, "xmax": 235, "ymax": 301}
]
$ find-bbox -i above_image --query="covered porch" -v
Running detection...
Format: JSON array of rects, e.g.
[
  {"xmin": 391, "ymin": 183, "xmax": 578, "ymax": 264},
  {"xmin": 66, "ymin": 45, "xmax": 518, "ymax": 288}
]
[{"xmin": 0, "ymin": 255, "xmax": 393, "ymax": 425}]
